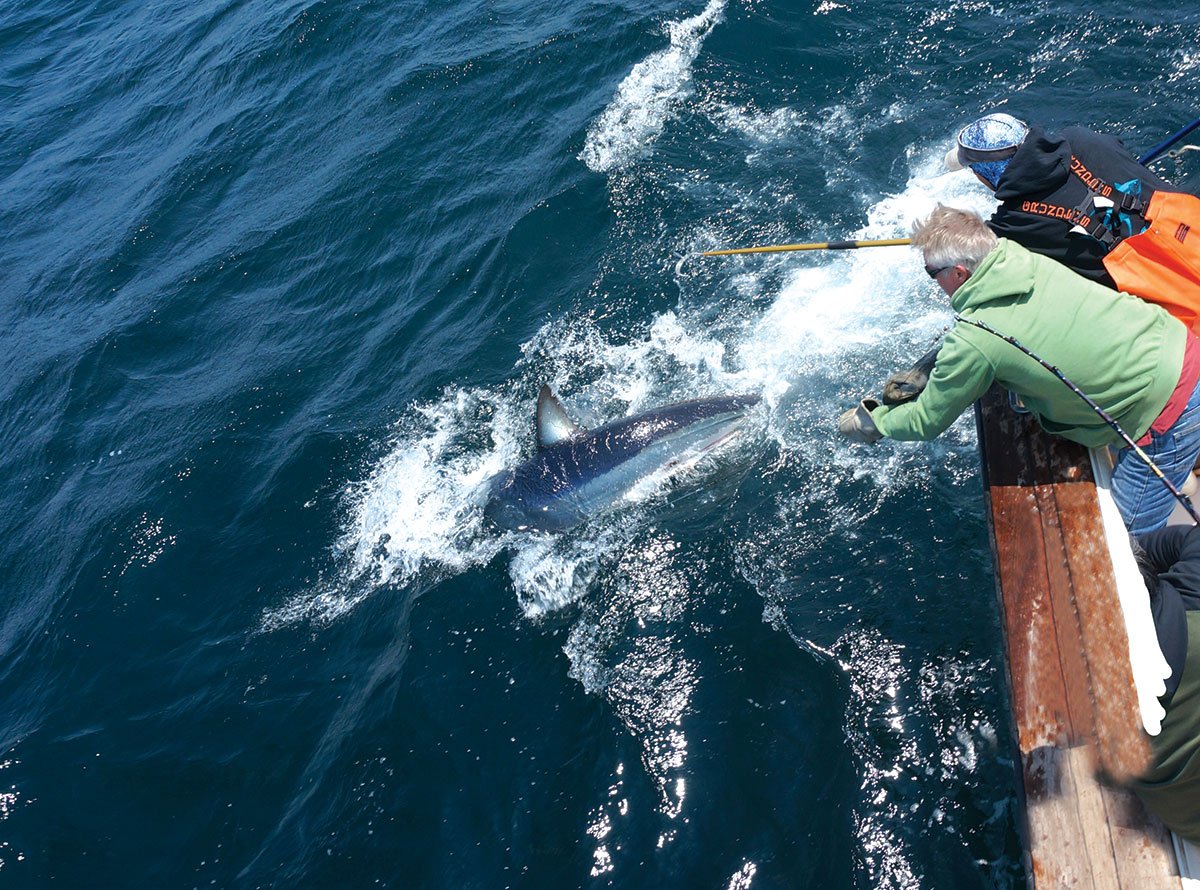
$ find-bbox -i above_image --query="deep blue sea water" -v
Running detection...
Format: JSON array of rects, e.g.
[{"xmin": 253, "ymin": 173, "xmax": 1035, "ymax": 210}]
[{"xmin": 3, "ymin": 1, "xmax": 1200, "ymax": 886}]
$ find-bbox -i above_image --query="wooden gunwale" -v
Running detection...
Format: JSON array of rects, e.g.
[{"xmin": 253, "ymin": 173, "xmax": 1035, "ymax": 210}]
[{"xmin": 974, "ymin": 384, "xmax": 1185, "ymax": 889}]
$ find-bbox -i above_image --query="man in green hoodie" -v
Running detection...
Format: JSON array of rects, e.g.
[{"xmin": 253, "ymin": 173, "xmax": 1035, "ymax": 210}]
[{"xmin": 837, "ymin": 204, "xmax": 1200, "ymax": 534}]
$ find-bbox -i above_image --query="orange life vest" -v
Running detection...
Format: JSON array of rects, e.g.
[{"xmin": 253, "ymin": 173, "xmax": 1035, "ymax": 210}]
[
  {"xmin": 1103, "ymin": 190, "xmax": 1200, "ymax": 330},
  {"xmin": 1012, "ymin": 161, "xmax": 1200, "ymax": 330}
]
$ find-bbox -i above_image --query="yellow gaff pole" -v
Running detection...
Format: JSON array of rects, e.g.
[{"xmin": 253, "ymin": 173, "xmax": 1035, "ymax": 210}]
[{"xmin": 701, "ymin": 237, "xmax": 911, "ymax": 257}]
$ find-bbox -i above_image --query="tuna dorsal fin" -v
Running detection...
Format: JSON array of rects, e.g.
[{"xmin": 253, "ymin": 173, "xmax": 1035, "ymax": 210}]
[{"xmin": 536, "ymin": 385, "xmax": 584, "ymax": 448}]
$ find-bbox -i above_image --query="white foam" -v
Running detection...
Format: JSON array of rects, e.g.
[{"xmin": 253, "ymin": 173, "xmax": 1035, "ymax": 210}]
[
  {"xmin": 337, "ymin": 391, "xmax": 512, "ymax": 583},
  {"xmin": 712, "ymin": 154, "xmax": 995, "ymax": 475},
  {"xmin": 507, "ymin": 531, "xmax": 612, "ymax": 617},
  {"xmin": 580, "ymin": 0, "xmax": 727, "ymax": 173},
  {"xmin": 727, "ymin": 861, "xmax": 758, "ymax": 890},
  {"xmin": 711, "ymin": 104, "xmax": 805, "ymax": 145},
  {"xmin": 1168, "ymin": 49, "xmax": 1200, "ymax": 85},
  {"xmin": 259, "ymin": 388, "xmax": 518, "ymax": 629}
]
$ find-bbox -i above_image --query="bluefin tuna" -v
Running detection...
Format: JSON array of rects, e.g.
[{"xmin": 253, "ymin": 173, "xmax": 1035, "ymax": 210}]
[{"xmin": 484, "ymin": 386, "xmax": 760, "ymax": 531}]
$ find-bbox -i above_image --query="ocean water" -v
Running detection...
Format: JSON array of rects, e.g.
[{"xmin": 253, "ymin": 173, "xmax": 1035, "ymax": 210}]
[{"xmin": 2, "ymin": 0, "xmax": 1199, "ymax": 886}]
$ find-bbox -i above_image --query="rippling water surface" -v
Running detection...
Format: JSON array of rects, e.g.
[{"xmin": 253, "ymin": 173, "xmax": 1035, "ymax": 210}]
[{"xmin": 3, "ymin": 0, "xmax": 1199, "ymax": 886}]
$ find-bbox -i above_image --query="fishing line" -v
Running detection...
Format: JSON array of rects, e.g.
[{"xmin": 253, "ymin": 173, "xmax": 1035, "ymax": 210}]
[{"xmin": 955, "ymin": 314, "xmax": 1200, "ymax": 525}]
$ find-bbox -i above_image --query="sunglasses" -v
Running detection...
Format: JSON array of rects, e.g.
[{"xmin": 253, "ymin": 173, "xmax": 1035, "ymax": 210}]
[{"xmin": 925, "ymin": 264, "xmax": 954, "ymax": 280}]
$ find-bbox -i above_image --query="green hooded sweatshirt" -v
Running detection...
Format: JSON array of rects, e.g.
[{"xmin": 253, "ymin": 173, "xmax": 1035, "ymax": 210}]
[{"xmin": 871, "ymin": 239, "xmax": 1187, "ymax": 447}]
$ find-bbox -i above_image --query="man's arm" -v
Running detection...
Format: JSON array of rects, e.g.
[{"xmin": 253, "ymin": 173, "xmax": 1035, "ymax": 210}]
[
  {"xmin": 869, "ymin": 331, "xmax": 995, "ymax": 441},
  {"xmin": 1139, "ymin": 525, "xmax": 1192, "ymax": 575},
  {"xmin": 1142, "ymin": 524, "xmax": 1200, "ymax": 610}
]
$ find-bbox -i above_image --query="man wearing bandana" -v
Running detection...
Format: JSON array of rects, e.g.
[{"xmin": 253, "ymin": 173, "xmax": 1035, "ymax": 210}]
[{"xmin": 946, "ymin": 112, "xmax": 1174, "ymax": 287}]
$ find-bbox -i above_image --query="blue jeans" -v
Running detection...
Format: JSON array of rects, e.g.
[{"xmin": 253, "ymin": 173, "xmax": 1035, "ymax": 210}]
[{"xmin": 1112, "ymin": 377, "xmax": 1200, "ymax": 534}]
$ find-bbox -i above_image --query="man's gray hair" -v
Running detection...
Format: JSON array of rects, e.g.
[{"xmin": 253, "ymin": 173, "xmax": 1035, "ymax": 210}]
[{"xmin": 910, "ymin": 204, "xmax": 998, "ymax": 272}]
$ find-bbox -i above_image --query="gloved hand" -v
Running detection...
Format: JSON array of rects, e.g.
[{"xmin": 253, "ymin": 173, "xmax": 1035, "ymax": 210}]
[
  {"xmin": 838, "ymin": 398, "xmax": 883, "ymax": 444},
  {"xmin": 881, "ymin": 345, "xmax": 940, "ymax": 405}
]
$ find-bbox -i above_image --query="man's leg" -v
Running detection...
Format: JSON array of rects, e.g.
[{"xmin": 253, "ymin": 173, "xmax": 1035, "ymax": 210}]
[{"xmin": 1113, "ymin": 382, "xmax": 1200, "ymax": 533}]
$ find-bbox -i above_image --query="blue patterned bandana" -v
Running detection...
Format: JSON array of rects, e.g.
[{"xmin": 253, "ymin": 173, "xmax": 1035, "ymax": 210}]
[{"xmin": 948, "ymin": 113, "xmax": 1029, "ymax": 187}]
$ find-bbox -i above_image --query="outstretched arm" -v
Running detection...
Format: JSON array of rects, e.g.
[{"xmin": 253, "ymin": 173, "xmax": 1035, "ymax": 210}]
[{"xmin": 869, "ymin": 332, "xmax": 995, "ymax": 441}]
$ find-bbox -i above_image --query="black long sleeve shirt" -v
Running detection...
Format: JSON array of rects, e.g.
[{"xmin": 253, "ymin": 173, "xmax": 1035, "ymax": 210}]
[
  {"xmin": 989, "ymin": 126, "xmax": 1175, "ymax": 287},
  {"xmin": 1136, "ymin": 525, "xmax": 1200, "ymax": 699}
]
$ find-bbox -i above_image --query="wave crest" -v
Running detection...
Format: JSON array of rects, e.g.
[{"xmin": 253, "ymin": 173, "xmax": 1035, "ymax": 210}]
[{"xmin": 579, "ymin": 0, "xmax": 727, "ymax": 173}]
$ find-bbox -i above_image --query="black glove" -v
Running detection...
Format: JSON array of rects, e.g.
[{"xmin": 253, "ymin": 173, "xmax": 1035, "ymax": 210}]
[
  {"xmin": 837, "ymin": 398, "xmax": 883, "ymax": 444},
  {"xmin": 882, "ymin": 345, "xmax": 940, "ymax": 405}
]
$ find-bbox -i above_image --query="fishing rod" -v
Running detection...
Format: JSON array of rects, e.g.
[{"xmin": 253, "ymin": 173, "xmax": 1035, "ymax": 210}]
[
  {"xmin": 699, "ymin": 237, "xmax": 911, "ymax": 257},
  {"xmin": 1139, "ymin": 115, "xmax": 1200, "ymax": 165},
  {"xmin": 956, "ymin": 314, "xmax": 1200, "ymax": 525}
]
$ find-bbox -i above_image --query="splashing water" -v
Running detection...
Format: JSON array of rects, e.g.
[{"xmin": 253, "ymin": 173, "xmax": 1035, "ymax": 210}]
[
  {"xmin": 259, "ymin": 388, "xmax": 518, "ymax": 628},
  {"xmin": 580, "ymin": 0, "xmax": 727, "ymax": 172}
]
